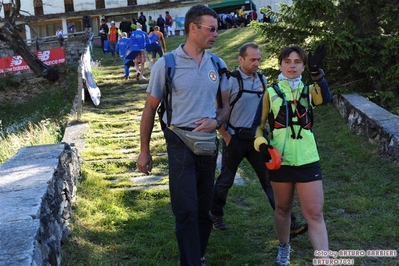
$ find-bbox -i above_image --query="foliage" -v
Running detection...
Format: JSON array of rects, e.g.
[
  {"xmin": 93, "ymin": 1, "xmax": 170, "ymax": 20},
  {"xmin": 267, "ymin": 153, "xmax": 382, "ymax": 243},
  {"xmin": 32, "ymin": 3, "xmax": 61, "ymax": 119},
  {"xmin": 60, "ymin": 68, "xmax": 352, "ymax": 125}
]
[
  {"xmin": 0, "ymin": 0, "xmax": 60, "ymax": 81},
  {"xmin": 250, "ymin": 0, "xmax": 399, "ymax": 112}
]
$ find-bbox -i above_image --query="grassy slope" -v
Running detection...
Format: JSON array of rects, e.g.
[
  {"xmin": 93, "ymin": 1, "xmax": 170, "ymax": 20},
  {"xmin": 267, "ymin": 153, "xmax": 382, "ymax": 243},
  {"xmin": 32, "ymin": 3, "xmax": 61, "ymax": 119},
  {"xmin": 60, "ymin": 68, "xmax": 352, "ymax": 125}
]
[{"xmin": 61, "ymin": 27, "xmax": 399, "ymax": 266}]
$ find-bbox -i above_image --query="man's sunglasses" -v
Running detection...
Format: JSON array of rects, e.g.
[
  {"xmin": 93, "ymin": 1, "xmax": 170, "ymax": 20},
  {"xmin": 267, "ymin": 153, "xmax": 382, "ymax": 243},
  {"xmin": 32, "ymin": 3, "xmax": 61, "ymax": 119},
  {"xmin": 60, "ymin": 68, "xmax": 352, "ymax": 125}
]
[{"xmin": 197, "ymin": 24, "xmax": 218, "ymax": 33}]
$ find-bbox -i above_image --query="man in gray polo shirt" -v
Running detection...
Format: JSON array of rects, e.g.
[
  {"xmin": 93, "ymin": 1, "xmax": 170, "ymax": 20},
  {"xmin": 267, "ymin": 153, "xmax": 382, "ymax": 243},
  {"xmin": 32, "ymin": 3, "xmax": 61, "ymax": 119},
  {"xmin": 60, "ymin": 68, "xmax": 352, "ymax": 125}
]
[
  {"xmin": 137, "ymin": 4, "xmax": 230, "ymax": 266},
  {"xmin": 211, "ymin": 42, "xmax": 308, "ymax": 239}
]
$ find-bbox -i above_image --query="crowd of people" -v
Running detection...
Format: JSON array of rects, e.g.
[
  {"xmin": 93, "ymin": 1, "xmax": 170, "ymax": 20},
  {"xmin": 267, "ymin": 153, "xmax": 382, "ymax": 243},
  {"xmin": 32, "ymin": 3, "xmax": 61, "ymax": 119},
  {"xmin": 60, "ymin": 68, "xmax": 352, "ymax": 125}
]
[
  {"xmin": 98, "ymin": 11, "xmax": 174, "ymax": 80},
  {"xmin": 219, "ymin": 5, "xmax": 274, "ymax": 29},
  {"xmin": 94, "ymin": 6, "xmax": 276, "ymax": 81},
  {"xmin": 136, "ymin": 4, "xmax": 332, "ymax": 266}
]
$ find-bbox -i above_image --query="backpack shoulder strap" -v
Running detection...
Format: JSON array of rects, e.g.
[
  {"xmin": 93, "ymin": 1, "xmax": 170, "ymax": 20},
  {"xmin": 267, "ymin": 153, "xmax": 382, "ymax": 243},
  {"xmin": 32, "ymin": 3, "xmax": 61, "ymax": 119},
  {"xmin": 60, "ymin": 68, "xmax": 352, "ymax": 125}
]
[
  {"xmin": 257, "ymin": 72, "xmax": 266, "ymax": 92},
  {"xmin": 229, "ymin": 70, "xmax": 244, "ymax": 107},
  {"xmin": 163, "ymin": 53, "xmax": 175, "ymax": 127},
  {"xmin": 272, "ymin": 83, "xmax": 285, "ymax": 101},
  {"xmin": 230, "ymin": 71, "xmax": 265, "ymax": 108},
  {"xmin": 208, "ymin": 51, "xmax": 227, "ymax": 108}
]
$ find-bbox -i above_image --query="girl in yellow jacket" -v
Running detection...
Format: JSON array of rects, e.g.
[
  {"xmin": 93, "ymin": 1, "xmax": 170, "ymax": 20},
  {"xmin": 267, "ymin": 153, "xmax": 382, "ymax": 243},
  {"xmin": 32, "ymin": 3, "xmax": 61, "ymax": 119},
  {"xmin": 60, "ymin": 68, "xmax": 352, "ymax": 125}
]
[{"xmin": 252, "ymin": 44, "xmax": 332, "ymax": 266}]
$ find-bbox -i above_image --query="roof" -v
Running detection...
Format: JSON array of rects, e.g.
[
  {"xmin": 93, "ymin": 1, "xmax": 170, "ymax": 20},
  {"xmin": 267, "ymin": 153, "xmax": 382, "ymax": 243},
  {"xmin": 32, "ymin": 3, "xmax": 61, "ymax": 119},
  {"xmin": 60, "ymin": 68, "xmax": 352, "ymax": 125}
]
[{"xmin": 209, "ymin": 0, "xmax": 257, "ymax": 14}]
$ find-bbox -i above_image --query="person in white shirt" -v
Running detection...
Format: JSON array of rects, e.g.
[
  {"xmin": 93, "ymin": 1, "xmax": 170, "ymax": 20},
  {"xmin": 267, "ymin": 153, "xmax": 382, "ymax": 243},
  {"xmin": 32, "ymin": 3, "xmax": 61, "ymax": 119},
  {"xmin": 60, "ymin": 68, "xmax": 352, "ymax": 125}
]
[{"xmin": 56, "ymin": 27, "xmax": 64, "ymax": 47}]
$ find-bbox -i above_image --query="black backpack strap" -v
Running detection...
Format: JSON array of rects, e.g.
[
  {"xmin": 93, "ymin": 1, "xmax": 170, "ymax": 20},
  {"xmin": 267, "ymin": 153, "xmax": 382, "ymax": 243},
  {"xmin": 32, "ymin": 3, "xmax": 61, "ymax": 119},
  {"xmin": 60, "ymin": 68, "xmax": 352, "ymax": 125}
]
[
  {"xmin": 257, "ymin": 72, "xmax": 266, "ymax": 92},
  {"xmin": 272, "ymin": 83, "xmax": 285, "ymax": 100},
  {"xmin": 270, "ymin": 84, "xmax": 295, "ymax": 138},
  {"xmin": 228, "ymin": 70, "xmax": 244, "ymax": 107}
]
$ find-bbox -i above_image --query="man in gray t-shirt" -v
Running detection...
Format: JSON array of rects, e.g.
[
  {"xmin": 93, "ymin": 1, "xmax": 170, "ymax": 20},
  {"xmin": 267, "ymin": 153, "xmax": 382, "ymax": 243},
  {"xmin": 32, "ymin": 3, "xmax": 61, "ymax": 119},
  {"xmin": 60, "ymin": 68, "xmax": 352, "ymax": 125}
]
[{"xmin": 137, "ymin": 4, "xmax": 230, "ymax": 266}]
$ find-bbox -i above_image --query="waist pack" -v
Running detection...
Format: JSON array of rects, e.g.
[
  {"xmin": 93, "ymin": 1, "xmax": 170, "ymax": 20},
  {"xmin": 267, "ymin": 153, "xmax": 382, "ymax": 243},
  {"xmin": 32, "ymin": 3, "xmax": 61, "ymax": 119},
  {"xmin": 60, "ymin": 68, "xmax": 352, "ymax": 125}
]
[
  {"xmin": 169, "ymin": 126, "xmax": 217, "ymax": 156},
  {"xmin": 235, "ymin": 127, "xmax": 254, "ymax": 141}
]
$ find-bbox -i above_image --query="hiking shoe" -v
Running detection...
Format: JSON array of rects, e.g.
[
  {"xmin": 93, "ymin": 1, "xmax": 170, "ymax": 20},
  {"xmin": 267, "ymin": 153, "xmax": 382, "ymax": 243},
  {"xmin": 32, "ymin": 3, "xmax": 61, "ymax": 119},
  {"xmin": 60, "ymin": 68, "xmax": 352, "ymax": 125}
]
[
  {"xmin": 200, "ymin": 257, "xmax": 206, "ymax": 266},
  {"xmin": 139, "ymin": 75, "xmax": 147, "ymax": 80},
  {"xmin": 290, "ymin": 218, "xmax": 308, "ymax": 239},
  {"xmin": 276, "ymin": 243, "xmax": 290, "ymax": 266},
  {"xmin": 212, "ymin": 216, "xmax": 227, "ymax": 230},
  {"xmin": 136, "ymin": 72, "xmax": 140, "ymax": 80}
]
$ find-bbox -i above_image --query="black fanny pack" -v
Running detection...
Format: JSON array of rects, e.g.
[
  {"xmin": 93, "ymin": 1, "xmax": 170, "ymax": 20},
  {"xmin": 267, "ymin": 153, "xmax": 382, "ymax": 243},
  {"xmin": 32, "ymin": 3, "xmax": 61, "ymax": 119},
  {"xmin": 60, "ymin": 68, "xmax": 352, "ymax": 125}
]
[{"xmin": 235, "ymin": 127, "xmax": 254, "ymax": 141}]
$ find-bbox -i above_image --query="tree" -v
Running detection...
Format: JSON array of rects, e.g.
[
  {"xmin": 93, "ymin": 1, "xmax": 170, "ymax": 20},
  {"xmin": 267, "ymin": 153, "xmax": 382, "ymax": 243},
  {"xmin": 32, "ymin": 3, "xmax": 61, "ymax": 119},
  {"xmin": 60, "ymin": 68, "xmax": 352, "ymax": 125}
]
[
  {"xmin": 251, "ymin": 0, "xmax": 399, "ymax": 110},
  {"xmin": 0, "ymin": 0, "xmax": 59, "ymax": 82}
]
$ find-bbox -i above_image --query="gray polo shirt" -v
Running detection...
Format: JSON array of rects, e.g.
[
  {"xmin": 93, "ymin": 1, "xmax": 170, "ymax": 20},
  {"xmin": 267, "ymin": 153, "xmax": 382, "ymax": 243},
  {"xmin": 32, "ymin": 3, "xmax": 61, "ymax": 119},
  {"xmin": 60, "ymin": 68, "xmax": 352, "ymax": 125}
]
[
  {"xmin": 147, "ymin": 44, "xmax": 231, "ymax": 128},
  {"xmin": 227, "ymin": 67, "xmax": 267, "ymax": 134}
]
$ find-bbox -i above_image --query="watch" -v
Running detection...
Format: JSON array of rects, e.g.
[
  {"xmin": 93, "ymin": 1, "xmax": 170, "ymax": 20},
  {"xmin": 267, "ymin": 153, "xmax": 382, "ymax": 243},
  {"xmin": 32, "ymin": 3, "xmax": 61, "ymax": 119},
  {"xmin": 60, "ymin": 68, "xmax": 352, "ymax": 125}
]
[{"xmin": 215, "ymin": 118, "xmax": 223, "ymax": 130}]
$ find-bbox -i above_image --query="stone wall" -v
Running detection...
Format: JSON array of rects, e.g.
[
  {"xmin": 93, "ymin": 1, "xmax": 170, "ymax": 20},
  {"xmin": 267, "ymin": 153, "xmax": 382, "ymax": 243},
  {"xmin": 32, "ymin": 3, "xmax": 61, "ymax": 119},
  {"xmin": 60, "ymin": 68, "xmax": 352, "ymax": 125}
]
[
  {"xmin": 333, "ymin": 93, "xmax": 399, "ymax": 160},
  {"xmin": 0, "ymin": 143, "xmax": 81, "ymax": 266}
]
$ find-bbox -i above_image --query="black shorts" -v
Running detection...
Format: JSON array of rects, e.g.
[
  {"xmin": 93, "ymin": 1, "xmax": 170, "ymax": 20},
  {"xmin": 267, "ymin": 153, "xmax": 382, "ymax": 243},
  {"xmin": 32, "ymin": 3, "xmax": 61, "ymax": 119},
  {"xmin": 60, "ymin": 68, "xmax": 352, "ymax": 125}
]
[
  {"xmin": 270, "ymin": 161, "xmax": 322, "ymax": 182},
  {"xmin": 151, "ymin": 47, "xmax": 163, "ymax": 59}
]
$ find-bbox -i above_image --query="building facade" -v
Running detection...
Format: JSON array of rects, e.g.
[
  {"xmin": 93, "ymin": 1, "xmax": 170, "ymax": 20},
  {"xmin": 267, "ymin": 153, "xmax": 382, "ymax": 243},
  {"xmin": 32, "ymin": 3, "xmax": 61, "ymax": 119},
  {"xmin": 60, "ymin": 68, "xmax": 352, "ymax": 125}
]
[{"xmin": 1, "ymin": 0, "xmax": 292, "ymax": 40}]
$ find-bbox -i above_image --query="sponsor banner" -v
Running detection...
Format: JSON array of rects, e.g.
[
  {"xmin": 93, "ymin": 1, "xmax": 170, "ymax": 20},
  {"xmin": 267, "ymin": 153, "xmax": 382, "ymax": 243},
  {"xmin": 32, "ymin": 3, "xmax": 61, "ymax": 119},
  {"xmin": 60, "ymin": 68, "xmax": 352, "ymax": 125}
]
[{"xmin": 0, "ymin": 47, "xmax": 66, "ymax": 74}]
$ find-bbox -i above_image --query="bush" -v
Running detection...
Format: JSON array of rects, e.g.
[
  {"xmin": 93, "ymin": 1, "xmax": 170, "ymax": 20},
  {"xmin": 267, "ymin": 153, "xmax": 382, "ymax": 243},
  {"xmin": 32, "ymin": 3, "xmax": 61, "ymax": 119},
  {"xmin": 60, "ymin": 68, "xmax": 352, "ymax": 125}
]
[{"xmin": 251, "ymin": 0, "xmax": 399, "ymax": 113}]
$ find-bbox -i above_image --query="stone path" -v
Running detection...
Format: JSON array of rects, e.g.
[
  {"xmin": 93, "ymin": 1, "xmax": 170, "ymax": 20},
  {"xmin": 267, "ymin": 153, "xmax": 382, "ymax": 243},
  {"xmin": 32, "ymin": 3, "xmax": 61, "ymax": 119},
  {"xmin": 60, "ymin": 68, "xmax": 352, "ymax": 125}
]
[{"xmin": 62, "ymin": 84, "xmax": 244, "ymax": 190}]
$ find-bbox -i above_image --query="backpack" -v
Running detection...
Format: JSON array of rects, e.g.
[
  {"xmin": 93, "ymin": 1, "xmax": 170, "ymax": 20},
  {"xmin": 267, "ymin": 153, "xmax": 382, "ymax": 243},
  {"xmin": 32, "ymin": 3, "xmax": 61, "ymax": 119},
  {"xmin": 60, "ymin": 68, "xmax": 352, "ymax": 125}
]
[
  {"xmin": 268, "ymin": 84, "xmax": 312, "ymax": 140},
  {"xmin": 228, "ymin": 70, "xmax": 266, "ymax": 108},
  {"xmin": 157, "ymin": 52, "xmax": 227, "ymax": 130},
  {"xmin": 226, "ymin": 70, "xmax": 266, "ymax": 131}
]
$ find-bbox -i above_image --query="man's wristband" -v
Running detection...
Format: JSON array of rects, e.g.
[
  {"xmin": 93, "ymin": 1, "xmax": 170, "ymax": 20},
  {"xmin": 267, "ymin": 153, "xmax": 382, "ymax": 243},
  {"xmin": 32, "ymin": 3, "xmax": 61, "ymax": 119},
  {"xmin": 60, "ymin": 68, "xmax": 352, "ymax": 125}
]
[{"xmin": 215, "ymin": 118, "xmax": 223, "ymax": 130}]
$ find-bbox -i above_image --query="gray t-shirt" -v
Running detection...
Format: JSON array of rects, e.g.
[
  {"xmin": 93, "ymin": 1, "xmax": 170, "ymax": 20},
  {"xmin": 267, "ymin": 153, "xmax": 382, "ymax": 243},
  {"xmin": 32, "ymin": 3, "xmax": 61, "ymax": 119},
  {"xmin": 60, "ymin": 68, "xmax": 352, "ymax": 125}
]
[
  {"xmin": 147, "ymin": 44, "xmax": 231, "ymax": 128},
  {"xmin": 227, "ymin": 67, "xmax": 267, "ymax": 134}
]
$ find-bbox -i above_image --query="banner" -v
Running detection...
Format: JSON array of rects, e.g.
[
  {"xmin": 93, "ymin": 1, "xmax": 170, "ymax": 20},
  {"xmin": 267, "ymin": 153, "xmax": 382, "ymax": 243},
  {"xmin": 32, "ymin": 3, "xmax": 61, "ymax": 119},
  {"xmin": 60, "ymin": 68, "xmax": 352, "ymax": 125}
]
[{"xmin": 0, "ymin": 47, "xmax": 66, "ymax": 74}]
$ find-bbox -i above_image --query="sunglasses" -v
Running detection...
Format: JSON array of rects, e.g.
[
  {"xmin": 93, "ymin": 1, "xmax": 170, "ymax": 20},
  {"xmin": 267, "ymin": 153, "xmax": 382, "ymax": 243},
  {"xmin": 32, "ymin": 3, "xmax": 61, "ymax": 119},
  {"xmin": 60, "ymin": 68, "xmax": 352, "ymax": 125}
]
[{"xmin": 197, "ymin": 24, "xmax": 218, "ymax": 33}]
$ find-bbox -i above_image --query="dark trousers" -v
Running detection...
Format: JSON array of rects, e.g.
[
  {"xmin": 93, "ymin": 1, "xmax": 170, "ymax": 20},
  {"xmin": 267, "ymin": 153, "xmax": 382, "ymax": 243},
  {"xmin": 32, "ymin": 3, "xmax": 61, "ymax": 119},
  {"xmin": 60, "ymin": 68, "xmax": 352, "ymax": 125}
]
[
  {"xmin": 159, "ymin": 26, "xmax": 165, "ymax": 35},
  {"xmin": 164, "ymin": 127, "xmax": 217, "ymax": 265},
  {"xmin": 109, "ymin": 41, "xmax": 117, "ymax": 57},
  {"xmin": 211, "ymin": 135, "xmax": 296, "ymax": 220}
]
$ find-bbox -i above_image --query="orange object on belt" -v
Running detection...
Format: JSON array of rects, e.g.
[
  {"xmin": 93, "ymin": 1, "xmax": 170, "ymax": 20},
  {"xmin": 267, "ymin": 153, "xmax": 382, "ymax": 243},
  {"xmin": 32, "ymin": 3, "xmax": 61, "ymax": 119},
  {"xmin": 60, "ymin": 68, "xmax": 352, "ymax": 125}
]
[{"xmin": 265, "ymin": 147, "xmax": 282, "ymax": 170}]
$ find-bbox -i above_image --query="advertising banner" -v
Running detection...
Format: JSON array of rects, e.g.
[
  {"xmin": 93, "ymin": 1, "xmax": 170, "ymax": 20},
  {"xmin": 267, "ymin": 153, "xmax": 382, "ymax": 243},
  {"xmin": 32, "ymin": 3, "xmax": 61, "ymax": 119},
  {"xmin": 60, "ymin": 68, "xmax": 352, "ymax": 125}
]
[{"xmin": 0, "ymin": 47, "xmax": 66, "ymax": 74}]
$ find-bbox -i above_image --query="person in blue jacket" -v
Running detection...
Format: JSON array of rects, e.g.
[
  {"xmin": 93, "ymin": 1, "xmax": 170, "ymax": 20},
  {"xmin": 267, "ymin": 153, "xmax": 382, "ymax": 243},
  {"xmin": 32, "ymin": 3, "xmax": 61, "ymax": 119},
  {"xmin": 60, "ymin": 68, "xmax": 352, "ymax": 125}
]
[
  {"xmin": 130, "ymin": 23, "xmax": 150, "ymax": 80},
  {"xmin": 116, "ymin": 32, "xmax": 134, "ymax": 80}
]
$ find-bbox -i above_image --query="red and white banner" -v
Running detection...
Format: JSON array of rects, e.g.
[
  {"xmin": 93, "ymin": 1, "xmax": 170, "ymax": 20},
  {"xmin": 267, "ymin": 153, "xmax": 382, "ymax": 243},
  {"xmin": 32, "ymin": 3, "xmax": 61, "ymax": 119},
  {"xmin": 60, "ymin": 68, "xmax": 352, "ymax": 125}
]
[{"xmin": 0, "ymin": 47, "xmax": 66, "ymax": 74}]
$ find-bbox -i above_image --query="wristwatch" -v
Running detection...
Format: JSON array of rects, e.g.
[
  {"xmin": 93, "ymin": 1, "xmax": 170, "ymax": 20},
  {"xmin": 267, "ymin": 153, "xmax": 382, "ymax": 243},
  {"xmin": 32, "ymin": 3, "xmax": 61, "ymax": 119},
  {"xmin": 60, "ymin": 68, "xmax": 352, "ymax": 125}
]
[{"xmin": 215, "ymin": 118, "xmax": 223, "ymax": 130}]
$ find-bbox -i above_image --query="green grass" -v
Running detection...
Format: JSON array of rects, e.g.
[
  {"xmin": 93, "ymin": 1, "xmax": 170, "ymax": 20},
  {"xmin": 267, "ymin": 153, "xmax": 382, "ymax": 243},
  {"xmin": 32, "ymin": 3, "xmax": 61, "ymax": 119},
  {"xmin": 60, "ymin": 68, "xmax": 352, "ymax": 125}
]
[
  {"xmin": 0, "ymin": 65, "xmax": 78, "ymax": 163},
  {"xmin": 3, "ymin": 27, "xmax": 397, "ymax": 265}
]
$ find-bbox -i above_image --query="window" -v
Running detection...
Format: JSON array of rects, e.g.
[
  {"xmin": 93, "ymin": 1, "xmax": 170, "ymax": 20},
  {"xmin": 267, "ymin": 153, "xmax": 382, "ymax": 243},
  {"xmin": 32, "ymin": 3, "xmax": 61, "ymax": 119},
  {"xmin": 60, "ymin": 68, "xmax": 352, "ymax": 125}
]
[
  {"xmin": 127, "ymin": 0, "xmax": 137, "ymax": 6},
  {"xmin": 67, "ymin": 20, "xmax": 83, "ymax": 32},
  {"xmin": 3, "ymin": 3, "xmax": 11, "ymax": 18},
  {"xmin": 64, "ymin": 0, "xmax": 74, "ymax": 12},
  {"xmin": 96, "ymin": 0, "xmax": 105, "ymax": 9},
  {"xmin": 31, "ymin": 22, "xmax": 61, "ymax": 38},
  {"xmin": 34, "ymin": 0, "xmax": 44, "ymax": 16}
]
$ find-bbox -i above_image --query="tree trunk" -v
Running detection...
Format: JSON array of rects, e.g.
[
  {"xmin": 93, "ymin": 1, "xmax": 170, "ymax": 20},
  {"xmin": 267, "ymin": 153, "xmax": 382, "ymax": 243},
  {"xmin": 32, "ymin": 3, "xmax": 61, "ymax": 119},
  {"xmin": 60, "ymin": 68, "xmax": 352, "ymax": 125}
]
[{"xmin": 0, "ymin": 1, "xmax": 59, "ymax": 82}]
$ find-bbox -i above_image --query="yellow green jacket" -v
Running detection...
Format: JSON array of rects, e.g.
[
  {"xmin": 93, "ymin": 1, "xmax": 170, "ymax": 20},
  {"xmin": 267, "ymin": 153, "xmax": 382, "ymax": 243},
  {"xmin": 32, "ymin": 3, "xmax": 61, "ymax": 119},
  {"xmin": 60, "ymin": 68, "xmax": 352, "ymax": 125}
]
[{"xmin": 253, "ymin": 77, "xmax": 332, "ymax": 166}]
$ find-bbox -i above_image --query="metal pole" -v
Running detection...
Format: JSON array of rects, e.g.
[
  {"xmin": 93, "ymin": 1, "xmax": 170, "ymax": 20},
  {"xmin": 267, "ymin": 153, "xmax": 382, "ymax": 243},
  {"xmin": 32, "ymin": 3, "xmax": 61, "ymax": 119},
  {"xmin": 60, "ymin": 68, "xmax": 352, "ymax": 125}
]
[{"xmin": 77, "ymin": 62, "xmax": 83, "ymax": 121}]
